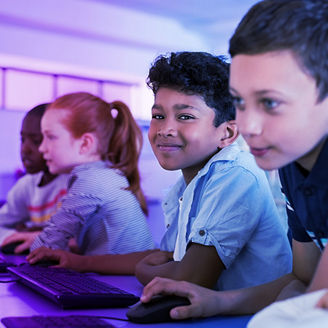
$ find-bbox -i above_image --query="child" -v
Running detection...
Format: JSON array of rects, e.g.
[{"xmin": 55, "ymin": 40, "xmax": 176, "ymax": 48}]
[
  {"xmin": 140, "ymin": 0, "xmax": 328, "ymax": 322},
  {"xmin": 28, "ymin": 53, "xmax": 292, "ymax": 283},
  {"xmin": 0, "ymin": 104, "xmax": 68, "ymax": 253},
  {"xmin": 21, "ymin": 92, "xmax": 154, "ymax": 256},
  {"xmin": 133, "ymin": 51, "xmax": 291, "ymax": 289}
]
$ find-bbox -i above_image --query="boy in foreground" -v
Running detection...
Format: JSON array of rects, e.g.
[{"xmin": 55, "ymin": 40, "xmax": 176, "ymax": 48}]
[
  {"xmin": 141, "ymin": 0, "xmax": 328, "ymax": 320},
  {"xmin": 134, "ymin": 51, "xmax": 290, "ymax": 289},
  {"xmin": 28, "ymin": 52, "xmax": 291, "ymax": 289}
]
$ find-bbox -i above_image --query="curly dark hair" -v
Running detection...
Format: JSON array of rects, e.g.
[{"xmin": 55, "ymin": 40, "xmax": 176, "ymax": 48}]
[
  {"xmin": 147, "ymin": 52, "xmax": 235, "ymax": 127},
  {"xmin": 229, "ymin": 0, "xmax": 328, "ymax": 102}
]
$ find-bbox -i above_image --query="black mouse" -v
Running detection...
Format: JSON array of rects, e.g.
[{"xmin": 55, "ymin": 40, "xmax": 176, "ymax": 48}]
[
  {"xmin": 33, "ymin": 259, "xmax": 59, "ymax": 267},
  {"xmin": 126, "ymin": 295, "xmax": 191, "ymax": 323},
  {"xmin": 1, "ymin": 241, "xmax": 29, "ymax": 255}
]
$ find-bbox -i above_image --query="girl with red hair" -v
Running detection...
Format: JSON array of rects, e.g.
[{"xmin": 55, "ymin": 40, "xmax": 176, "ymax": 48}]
[{"xmin": 10, "ymin": 92, "xmax": 154, "ymax": 261}]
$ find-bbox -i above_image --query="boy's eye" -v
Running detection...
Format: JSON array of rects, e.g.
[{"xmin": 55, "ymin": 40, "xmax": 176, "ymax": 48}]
[
  {"xmin": 21, "ymin": 136, "xmax": 42, "ymax": 146},
  {"xmin": 178, "ymin": 114, "xmax": 194, "ymax": 120},
  {"xmin": 152, "ymin": 114, "xmax": 164, "ymax": 120},
  {"xmin": 231, "ymin": 96, "xmax": 245, "ymax": 110},
  {"xmin": 261, "ymin": 98, "xmax": 280, "ymax": 110},
  {"xmin": 32, "ymin": 138, "xmax": 42, "ymax": 146}
]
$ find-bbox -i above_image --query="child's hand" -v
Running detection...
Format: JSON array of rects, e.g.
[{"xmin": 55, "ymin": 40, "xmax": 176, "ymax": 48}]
[
  {"xmin": 139, "ymin": 250, "xmax": 173, "ymax": 266},
  {"xmin": 135, "ymin": 250, "xmax": 174, "ymax": 285},
  {"xmin": 316, "ymin": 291, "xmax": 328, "ymax": 309},
  {"xmin": 2, "ymin": 231, "xmax": 40, "ymax": 254},
  {"xmin": 27, "ymin": 247, "xmax": 85, "ymax": 271},
  {"xmin": 141, "ymin": 277, "xmax": 221, "ymax": 320}
]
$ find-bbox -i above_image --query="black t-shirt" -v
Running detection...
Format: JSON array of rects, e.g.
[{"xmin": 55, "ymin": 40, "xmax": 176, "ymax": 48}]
[{"xmin": 279, "ymin": 139, "xmax": 328, "ymax": 250}]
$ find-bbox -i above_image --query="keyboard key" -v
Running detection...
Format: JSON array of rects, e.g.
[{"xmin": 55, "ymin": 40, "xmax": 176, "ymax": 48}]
[
  {"xmin": 1, "ymin": 315, "xmax": 117, "ymax": 328},
  {"xmin": 7, "ymin": 264, "xmax": 139, "ymax": 308}
]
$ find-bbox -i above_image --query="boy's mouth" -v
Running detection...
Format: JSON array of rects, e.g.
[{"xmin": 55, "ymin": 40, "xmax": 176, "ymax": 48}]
[
  {"xmin": 22, "ymin": 158, "xmax": 32, "ymax": 166},
  {"xmin": 250, "ymin": 147, "xmax": 270, "ymax": 157},
  {"xmin": 156, "ymin": 143, "xmax": 182, "ymax": 152}
]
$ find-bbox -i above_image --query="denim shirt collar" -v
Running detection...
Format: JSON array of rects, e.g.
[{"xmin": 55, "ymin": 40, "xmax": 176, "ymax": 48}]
[{"xmin": 162, "ymin": 142, "xmax": 241, "ymax": 226}]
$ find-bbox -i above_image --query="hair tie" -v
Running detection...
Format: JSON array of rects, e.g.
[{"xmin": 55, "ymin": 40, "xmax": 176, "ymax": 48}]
[{"xmin": 109, "ymin": 102, "xmax": 118, "ymax": 118}]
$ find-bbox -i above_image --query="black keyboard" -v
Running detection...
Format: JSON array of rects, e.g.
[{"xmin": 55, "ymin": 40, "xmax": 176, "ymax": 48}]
[
  {"xmin": 0, "ymin": 257, "xmax": 14, "ymax": 272},
  {"xmin": 7, "ymin": 264, "xmax": 139, "ymax": 309},
  {"xmin": 1, "ymin": 315, "xmax": 117, "ymax": 328}
]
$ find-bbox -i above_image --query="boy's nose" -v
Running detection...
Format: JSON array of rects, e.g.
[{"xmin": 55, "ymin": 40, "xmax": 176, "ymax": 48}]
[
  {"xmin": 237, "ymin": 111, "xmax": 263, "ymax": 137},
  {"xmin": 21, "ymin": 141, "xmax": 32, "ymax": 155},
  {"xmin": 157, "ymin": 125, "xmax": 177, "ymax": 137},
  {"xmin": 156, "ymin": 118, "xmax": 177, "ymax": 137}
]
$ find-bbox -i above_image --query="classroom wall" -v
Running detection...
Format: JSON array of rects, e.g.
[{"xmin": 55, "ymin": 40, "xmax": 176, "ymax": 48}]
[
  {"xmin": 0, "ymin": 1, "xmax": 288, "ymax": 238},
  {"xmin": 0, "ymin": 0, "xmax": 211, "ymax": 78},
  {"xmin": 0, "ymin": 0, "xmax": 216, "ymax": 201}
]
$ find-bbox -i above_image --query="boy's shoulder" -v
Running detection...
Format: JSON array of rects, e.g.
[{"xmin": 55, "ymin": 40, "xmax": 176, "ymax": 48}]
[
  {"xmin": 4, "ymin": 172, "xmax": 44, "ymax": 202},
  {"xmin": 205, "ymin": 142, "xmax": 262, "ymax": 177},
  {"xmin": 195, "ymin": 143, "xmax": 269, "ymax": 193},
  {"xmin": 14, "ymin": 171, "xmax": 44, "ymax": 187}
]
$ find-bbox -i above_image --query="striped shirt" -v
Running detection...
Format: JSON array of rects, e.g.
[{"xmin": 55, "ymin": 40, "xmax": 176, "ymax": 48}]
[{"xmin": 31, "ymin": 161, "xmax": 154, "ymax": 255}]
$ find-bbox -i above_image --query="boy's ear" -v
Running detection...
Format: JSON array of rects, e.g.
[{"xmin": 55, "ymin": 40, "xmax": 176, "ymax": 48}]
[
  {"xmin": 79, "ymin": 133, "xmax": 97, "ymax": 155},
  {"xmin": 217, "ymin": 120, "xmax": 239, "ymax": 148}
]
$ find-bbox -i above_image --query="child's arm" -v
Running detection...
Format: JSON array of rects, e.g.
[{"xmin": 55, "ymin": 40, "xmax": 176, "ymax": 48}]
[
  {"xmin": 30, "ymin": 184, "xmax": 101, "ymax": 251},
  {"xmin": 140, "ymin": 239, "xmax": 323, "ymax": 318},
  {"xmin": 0, "ymin": 176, "xmax": 30, "ymax": 228},
  {"xmin": 135, "ymin": 243, "xmax": 224, "ymax": 288},
  {"xmin": 306, "ymin": 240, "xmax": 328, "ymax": 292},
  {"xmin": 27, "ymin": 247, "xmax": 158, "ymax": 274},
  {"xmin": 141, "ymin": 274, "xmax": 297, "ymax": 318},
  {"xmin": 316, "ymin": 290, "xmax": 328, "ymax": 309},
  {"xmin": 274, "ymin": 239, "xmax": 320, "ymax": 300}
]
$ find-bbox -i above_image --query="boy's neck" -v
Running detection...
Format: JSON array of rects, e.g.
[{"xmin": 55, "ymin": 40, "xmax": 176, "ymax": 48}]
[
  {"xmin": 296, "ymin": 137, "xmax": 327, "ymax": 172},
  {"xmin": 182, "ymin": 151, "xmax": 219, "ymax": 185},
  {"xmin": 39, "ymin": 171, "xmax": 58, "ymax": 187}
]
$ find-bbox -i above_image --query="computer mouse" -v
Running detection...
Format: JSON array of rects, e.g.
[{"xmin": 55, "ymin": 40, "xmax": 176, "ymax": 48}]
[
  {"xmin": 1, "ymin": 241, "xmax": 29, "ymax": 255},
  {"xmin": 126, "ymin": 295, "xmax": 191, "ymax": 323},
  {"xmin": 33, "ymin": 259, "xmax": 59, "ymax": 267}
]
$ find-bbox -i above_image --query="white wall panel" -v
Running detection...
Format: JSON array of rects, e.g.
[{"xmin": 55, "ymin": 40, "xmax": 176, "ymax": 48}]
[{"xmin": 5, "ymin": 70, "xmax": 53, "ymax": 111}]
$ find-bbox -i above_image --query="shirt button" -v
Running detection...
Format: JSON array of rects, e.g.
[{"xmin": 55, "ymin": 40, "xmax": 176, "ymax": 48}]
[
  {"xmin": 303, "ymin": 187, "xmax": 315, "ymax": 196},
  {"xmin": 317, "ymin": 231, "xmax": 324, "ymax": 238},
  {"xmin": 199, "ymin": 229, "xmax": 205, "ymax": 236}
]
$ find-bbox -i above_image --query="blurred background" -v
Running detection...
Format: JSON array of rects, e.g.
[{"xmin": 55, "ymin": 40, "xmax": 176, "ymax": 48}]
[
  {"xmin": 0, "ymin": 0, "xmax": 258, "ymax": 197},
  {"xmin": 1, "ymin": 0, "xmax": 285, "ymax": 243}
]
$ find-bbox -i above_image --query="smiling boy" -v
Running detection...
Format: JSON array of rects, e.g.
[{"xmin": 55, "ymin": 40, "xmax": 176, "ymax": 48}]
[
  {"xmin": 27, "ymin": 52, "xmax": 291, "ymax": 283},
  {"xmin": 135, "ymin": 51, "xmax": 291, "ymax": 290},
  {"xmin": 140, "ymin": 0, "xmax": 328, "ymax": 321}
]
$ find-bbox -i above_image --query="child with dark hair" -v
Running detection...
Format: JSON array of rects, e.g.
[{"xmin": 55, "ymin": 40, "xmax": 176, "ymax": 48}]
[
  {"xmin": 140, "ymin": 0, "xmax": 328, "ymax": 324},
  {"xmin": 134, "ymin": 51, "xmax": 291, "ymax": 289},
  {"xmin": 28, "ymin": 53, "xmax": 291, "ymax": 283},
  {"xmin": 9, "ymin": 92, "xmax": 154, "ymax": 256},
  {"xmin": 0, "ymin": 104, "xmax": 68, "ymax": 253}
]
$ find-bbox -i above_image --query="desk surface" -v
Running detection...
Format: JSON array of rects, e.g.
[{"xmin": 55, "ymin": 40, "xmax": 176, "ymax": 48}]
[{"xmin": 0, "ymin": 257, "xmax": 251, "ymax": 328}]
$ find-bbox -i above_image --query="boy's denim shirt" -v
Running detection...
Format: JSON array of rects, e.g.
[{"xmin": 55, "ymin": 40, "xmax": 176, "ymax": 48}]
[
  {"xmin": 160, "ymin": 142, "xmax": 292, "ymax": 290},
  {"xmin": 31, "ymin": 161, "xmax": 154, "ymax": 255}
]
